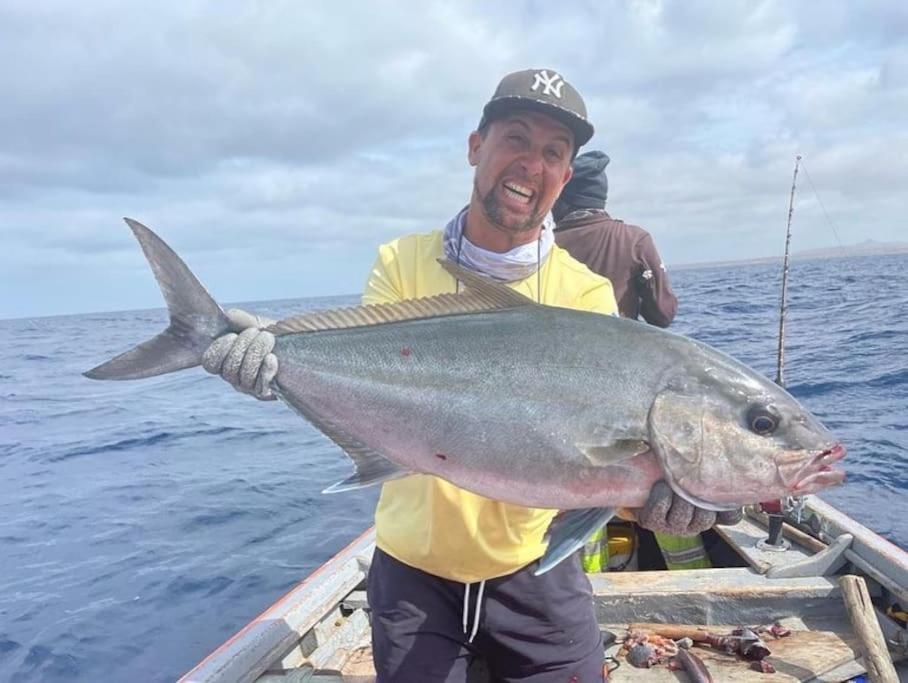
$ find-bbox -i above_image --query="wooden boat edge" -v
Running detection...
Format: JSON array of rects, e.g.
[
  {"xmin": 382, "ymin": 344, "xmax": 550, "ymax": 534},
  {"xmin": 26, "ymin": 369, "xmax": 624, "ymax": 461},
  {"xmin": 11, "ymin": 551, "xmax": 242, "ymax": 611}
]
[{"xmin": 179, "ymin": 496, "xmax": 908, "ymax": 682}]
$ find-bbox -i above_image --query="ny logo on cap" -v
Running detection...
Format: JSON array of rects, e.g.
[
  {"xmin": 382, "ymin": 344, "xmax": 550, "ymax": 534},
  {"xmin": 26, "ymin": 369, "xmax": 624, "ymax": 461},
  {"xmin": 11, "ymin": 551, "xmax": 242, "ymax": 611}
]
[{"xmin": 531, "ymin": 70, "xmax": 564, "ymax": 98}]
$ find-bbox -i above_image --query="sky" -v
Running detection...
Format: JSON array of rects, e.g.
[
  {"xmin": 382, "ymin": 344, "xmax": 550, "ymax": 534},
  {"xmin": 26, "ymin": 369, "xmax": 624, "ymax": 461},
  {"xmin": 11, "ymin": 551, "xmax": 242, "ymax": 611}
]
[{"xmin": 1, "ymin": 1, "xmax": 906, "ymax": 319}]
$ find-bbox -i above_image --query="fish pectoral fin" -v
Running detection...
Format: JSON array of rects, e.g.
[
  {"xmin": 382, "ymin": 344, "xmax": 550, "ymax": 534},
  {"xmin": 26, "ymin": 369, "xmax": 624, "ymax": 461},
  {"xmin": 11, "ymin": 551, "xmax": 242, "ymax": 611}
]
[
  {"xmin": 322, "ymin": 446, "xmax": 410, "ymax": 493},
  {"xmin": 536, "ymin": 507, "xmax": 617, "ymax": 576},
  {"xmin": 578, "ymin": 440, "xmax": 649, "ymax": 466}
]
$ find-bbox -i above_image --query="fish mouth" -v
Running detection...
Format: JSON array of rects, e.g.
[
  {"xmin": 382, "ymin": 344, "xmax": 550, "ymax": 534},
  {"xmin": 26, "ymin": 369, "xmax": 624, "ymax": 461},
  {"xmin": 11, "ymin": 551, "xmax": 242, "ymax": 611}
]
[{"xmin": 790, "ymin": 443, "xmax": 847, "ymax": 493}]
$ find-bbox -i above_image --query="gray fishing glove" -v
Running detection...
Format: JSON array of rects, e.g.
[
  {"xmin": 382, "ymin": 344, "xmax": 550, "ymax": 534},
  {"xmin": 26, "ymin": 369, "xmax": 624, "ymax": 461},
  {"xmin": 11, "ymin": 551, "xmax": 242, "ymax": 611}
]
[
  {"xmin": 202, "ymin": 308, "xmax": 279, "ymax": 401},
  {"xmin": 634, "ymin": 481, "xmax": 743, "ymax": 536}
]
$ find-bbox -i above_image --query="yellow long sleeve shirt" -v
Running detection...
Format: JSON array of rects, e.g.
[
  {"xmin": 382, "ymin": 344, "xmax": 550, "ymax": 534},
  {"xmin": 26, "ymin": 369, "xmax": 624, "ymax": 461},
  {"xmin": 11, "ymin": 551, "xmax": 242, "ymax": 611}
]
[{"xmin": 362, "ymin": 230, "xmax": 618, "ymax": 582}]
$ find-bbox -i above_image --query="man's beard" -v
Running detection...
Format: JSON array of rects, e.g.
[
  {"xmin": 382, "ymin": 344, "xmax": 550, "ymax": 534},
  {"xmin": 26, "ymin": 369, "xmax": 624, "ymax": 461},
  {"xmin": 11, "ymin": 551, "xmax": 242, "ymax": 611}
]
[{"xmin": 475, "ymin": 180, "xmax": 547, "ymax": 235}]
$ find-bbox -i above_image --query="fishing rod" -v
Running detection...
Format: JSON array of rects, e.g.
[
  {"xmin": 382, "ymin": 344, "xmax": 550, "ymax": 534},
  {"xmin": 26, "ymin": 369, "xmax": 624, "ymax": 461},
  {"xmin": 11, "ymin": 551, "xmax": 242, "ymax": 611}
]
[
  {"xmin": 775, "ymin": 155, "xmax": 801, "ymax": 388},
  {"xmin": 763, "ymin": 155, "xmax": 803, "ymax": 553}
]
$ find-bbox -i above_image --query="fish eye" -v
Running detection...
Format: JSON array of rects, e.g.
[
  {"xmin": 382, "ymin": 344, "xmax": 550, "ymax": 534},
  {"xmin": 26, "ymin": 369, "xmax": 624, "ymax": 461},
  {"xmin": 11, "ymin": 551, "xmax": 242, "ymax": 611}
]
[{"xmin": 747, "ymin": 406, "xmax": 779, "ymax": 435}]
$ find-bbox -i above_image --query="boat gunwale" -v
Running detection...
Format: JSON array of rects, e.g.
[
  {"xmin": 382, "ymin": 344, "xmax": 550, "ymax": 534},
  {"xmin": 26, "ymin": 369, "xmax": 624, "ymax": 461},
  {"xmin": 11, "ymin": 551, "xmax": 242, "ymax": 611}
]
[{"xmin": 179, "ymin": 527, "xmax": 376, "ymax": 683}]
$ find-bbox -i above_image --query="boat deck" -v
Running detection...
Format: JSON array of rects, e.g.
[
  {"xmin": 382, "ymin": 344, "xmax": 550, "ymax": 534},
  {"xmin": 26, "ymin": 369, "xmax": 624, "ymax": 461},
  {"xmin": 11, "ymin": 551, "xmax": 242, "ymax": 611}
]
[
  {"xmin": 255, "ymin": 571, "xmax": 888, "ymax": 682},
  {"xmin": 260, "ymin": 617, "xmax": 863, "ymax": 682},
  {"xmin": 181, "ymin": 497, "xmax": 908, "ymax": 683}
]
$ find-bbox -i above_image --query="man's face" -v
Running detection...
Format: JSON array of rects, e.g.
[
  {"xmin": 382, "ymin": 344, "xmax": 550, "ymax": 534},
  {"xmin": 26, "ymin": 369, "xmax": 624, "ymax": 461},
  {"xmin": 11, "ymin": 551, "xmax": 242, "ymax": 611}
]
[{"xmin": 468, "ymin": 110, "xmax": 574, "ymax": 237}]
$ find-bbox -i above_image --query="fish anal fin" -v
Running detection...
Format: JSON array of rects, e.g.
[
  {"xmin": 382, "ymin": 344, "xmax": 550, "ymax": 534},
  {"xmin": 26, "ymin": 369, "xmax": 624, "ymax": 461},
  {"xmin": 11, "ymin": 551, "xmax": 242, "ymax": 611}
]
[
  {"xmin": 273, "ymin": 387, "xmax": 411, "ymax": 492},
  {"xmin": 322, "ymin": 445, "xmax": 410, "ymax": 493},
  {"xmin": 536, "ymin": 507, "xmax": 617, "ymax": 575}
]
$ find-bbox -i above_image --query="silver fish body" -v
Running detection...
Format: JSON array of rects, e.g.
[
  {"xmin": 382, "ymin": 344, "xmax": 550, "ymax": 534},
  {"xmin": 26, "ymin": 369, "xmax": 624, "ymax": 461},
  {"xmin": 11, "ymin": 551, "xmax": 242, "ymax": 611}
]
[
  {"xmin": 272, "ymin": 304, "xmax": 843, "ymax": 510},
  {"xmin": 86, "ymin": 220, "xmax": 846, "ymax": 573}
]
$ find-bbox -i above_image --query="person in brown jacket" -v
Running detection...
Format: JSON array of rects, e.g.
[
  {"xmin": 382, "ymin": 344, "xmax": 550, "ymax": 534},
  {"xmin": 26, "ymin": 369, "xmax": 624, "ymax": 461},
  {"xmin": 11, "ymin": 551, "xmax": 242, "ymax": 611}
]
[{"xmin": 553, "ymin": 150, "xmax": 678, "ymax": 327}]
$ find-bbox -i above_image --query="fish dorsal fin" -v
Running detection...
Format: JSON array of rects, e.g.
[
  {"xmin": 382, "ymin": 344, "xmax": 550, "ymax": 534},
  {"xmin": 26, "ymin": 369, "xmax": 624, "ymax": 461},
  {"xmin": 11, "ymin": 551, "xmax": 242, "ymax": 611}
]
[
  {"xmin": 268, "ymin": 259, "xmax": 532, "ymax": 337},
  {"xmin": 436, "ymin": 259, "xmax": 535, "ymax": 306}
]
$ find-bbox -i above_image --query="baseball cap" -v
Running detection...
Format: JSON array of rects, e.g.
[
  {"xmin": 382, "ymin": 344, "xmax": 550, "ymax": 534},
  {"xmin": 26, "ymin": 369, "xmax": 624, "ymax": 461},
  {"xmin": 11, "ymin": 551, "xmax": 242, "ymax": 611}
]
[{"xmin": 478, "ymin": 69, "xmax": 594, "ymax": 149}]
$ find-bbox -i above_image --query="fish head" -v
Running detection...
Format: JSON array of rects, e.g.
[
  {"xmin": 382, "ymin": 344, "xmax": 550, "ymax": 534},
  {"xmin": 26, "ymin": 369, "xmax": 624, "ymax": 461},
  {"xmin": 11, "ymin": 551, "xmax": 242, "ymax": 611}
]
[{"xmin": 647, "ymin": 358, "xmax": 845, "ymax": 511}]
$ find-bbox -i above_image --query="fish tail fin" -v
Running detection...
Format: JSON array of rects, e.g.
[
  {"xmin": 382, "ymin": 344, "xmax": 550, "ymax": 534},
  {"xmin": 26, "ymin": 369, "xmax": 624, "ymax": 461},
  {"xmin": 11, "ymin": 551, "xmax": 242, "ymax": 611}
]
[{"xmin": 83, "ymin": 218, "xmax": 230, "ymax": 380}]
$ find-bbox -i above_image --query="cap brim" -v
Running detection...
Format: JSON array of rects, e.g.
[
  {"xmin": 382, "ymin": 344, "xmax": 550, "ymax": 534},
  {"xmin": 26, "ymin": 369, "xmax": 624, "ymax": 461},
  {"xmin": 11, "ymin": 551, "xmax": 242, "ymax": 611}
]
[{"xmin": 481, "ymin": 97, "xmax": 594, "ymax": 148}]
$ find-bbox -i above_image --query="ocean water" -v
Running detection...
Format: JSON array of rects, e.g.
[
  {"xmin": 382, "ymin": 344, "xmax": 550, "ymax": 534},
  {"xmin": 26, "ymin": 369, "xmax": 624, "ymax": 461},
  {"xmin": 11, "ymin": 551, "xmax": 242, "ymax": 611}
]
[{"xmin": 1, "ymin": 253, "xmax": 906, "ymax": 682}]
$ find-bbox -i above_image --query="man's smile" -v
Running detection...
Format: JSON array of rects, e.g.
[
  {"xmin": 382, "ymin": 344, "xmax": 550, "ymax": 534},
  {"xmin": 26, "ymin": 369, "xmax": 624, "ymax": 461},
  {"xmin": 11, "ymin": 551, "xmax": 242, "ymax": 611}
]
[{"xmin": 502, "ymin": 180, "xmax": 535, "ymax": 205}]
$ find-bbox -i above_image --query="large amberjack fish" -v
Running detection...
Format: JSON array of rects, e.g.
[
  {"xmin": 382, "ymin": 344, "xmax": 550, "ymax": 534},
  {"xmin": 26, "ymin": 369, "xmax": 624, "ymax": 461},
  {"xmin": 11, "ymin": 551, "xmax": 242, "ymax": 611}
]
[{"xmin": 86, "ymin": 219, "xmax": 846, "ymax": 573}]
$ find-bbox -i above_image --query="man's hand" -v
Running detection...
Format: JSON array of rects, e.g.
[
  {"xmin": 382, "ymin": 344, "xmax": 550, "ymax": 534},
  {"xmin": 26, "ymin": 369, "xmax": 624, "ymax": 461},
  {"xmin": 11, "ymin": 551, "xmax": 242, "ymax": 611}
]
[
  {"xmin": 202, "ymin": 308, "xmax": 279, "ymax": 401},
  {"xmin": 633, "ymin": 481, "xmax": 743, "ymax": 536}
]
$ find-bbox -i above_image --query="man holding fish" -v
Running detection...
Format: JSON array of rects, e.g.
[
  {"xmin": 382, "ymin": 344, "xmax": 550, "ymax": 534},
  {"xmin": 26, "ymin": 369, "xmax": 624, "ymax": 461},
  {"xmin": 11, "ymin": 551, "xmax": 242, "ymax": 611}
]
[
  {"xmin": 201, "ymin": 69, "xmax": 751, "ymax": 682},
  {"xmin": 87, "ymin": 66, "xmax": 845, "ymax": 679}
]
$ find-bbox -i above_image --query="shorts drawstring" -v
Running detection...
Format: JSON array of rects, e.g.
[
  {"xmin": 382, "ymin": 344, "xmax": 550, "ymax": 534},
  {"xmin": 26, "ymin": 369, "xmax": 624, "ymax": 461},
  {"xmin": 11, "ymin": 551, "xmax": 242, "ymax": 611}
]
[{"xmin": 462, "ymin": 579, "xmax": 486, "ymax": 644}]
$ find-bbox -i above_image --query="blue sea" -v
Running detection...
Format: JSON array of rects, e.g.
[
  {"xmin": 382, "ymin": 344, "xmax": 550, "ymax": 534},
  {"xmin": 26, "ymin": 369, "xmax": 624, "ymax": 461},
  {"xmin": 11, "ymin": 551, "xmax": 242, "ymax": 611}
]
[{"xmin": 1, "ymin": 253, "xmax": 907, "ymax": 682}]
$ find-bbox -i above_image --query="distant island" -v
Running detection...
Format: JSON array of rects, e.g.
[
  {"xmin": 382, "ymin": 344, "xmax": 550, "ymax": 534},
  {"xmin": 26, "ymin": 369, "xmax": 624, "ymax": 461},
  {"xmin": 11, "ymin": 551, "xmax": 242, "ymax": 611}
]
[{"xmin": 675, "ymin": 239, "xmax": 908, "ymax": 271}]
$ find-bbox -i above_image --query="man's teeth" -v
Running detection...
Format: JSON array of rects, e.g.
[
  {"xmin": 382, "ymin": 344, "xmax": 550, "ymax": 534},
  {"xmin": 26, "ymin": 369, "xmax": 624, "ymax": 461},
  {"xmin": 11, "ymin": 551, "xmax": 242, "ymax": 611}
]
[{"xmin": 503, "ymin": 182, "xmax": 533, "ymax": 203}]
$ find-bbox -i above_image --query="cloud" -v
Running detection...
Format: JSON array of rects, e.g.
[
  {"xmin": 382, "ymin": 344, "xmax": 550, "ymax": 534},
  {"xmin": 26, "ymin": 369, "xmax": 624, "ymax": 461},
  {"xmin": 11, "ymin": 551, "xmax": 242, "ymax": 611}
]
[{"xmin": 1, "ymin": 0, "xmax": 906, "ymax": 317}]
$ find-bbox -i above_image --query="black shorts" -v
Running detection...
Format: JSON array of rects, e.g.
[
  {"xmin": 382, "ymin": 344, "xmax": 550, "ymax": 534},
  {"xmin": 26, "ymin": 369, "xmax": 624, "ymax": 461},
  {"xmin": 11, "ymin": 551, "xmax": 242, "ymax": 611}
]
[{"xmin": 367, "ymin": 547, "xmax": 604, "ymax": 683}]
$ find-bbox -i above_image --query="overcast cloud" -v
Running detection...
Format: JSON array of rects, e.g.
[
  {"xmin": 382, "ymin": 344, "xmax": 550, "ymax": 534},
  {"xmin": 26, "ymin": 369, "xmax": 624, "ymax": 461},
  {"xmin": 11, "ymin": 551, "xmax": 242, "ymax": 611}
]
[{"xmin": 1, "ymin": 1, "xmax": 905, "ymax": 318}]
